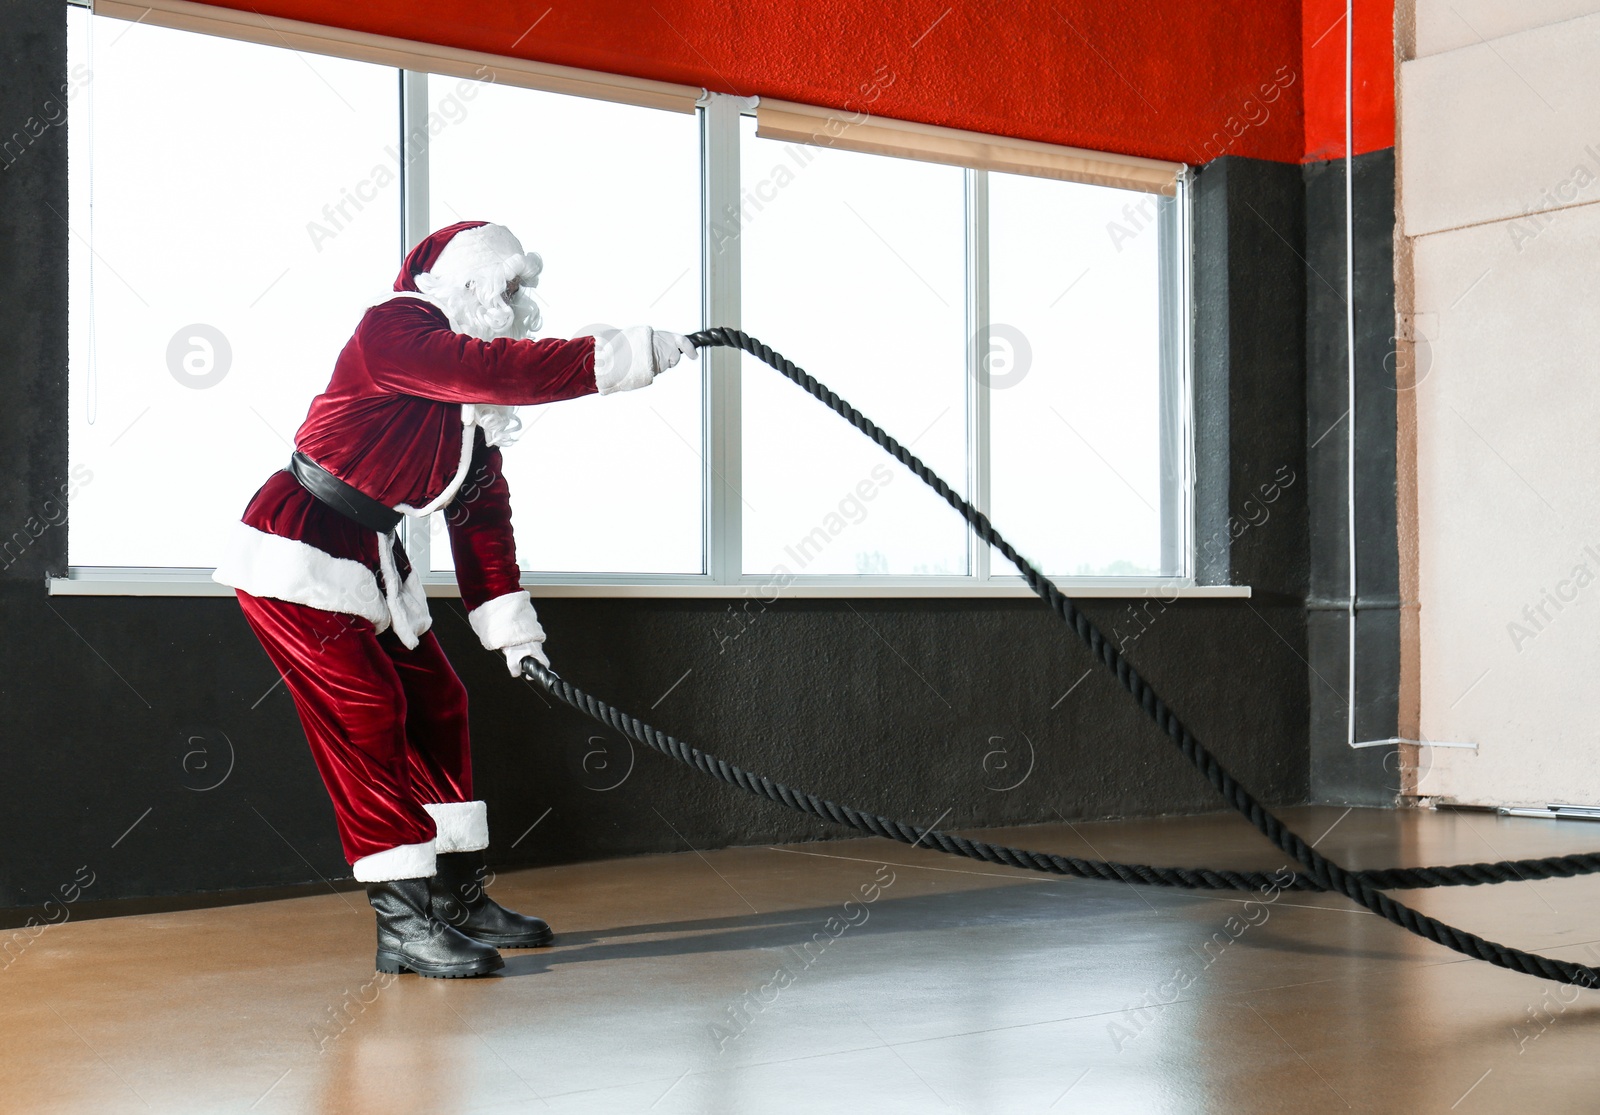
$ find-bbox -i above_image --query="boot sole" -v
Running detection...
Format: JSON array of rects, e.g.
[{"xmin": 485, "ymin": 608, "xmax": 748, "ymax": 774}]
[
  {"xmin": 375, "ymin": 949, "xmax": 505, "ymax": 978},
  {"xmin": 466, "ymin": 928, "xmax": 554, "ymax": 949}
]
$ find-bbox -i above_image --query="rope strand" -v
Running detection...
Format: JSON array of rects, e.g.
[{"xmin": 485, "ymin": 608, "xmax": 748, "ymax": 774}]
[{"xmin": 522, "ymin": 328, "xmax": 1600, "ymax": 987}]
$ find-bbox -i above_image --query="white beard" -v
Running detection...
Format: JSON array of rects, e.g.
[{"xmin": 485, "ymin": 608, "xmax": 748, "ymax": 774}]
[
  {"xmin": 417, "ymin": 281, "xmax": 543, "ymax": 342},
  {"xmin": 468, "ymin": 402, "xmax": 523, "ymax": 449}
]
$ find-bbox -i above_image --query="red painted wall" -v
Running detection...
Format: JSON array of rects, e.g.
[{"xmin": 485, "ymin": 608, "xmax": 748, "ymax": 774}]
[
  {"xmin": 207, "ymin": 0, "xmax": 1391, "ymax": 164},
  {"xmin": 1302, "ymin": 0, "xmax": 1396, "ymax": 159}
]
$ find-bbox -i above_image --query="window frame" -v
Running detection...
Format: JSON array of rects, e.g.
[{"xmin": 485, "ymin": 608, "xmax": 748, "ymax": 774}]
[{"xmin": 52, "ymin": 7, "xmax": 1231, "ymax": 601}]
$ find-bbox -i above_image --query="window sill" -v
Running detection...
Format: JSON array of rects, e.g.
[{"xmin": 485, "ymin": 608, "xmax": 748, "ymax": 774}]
[{"xmin": 49, "ymin": 569, "xmax": 1251, "ymax": 600}]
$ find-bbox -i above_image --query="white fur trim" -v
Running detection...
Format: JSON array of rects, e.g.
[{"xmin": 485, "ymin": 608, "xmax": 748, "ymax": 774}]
[
  {"xmin": 372, "ymin": 538, "xmax": 434, "ymax": 651},
  {"xmin": 428, "ymin": 224, "xmax": 526, "ymax": 281},
  {"xmin": 397, "ymin": 566, "xmax": 433, "ymax": 642},
  {"xmin": 352, "ymin": 840, "xmax": 437, "ymax": 882},
  {"xmin": 592, "ymin": 325, "xmax": 656, "ymax": 394},
  {"xmin": 376, "ymin": 532, "xmax": 414, "ymax": 649},
  {"xmin": 216, "ymin": 428, "xmax": 463, "ymax": 647},
  {"xmin": 395, "ymin": 413, "xmax": 478, "ymax": 517},
  {"xmin": 382, "ymin": 414, "xmax": 473, "ymax": 651},
  {"xmin": 468, "ymin": 591, "xmax": 546, "ymax": 652},
  {"xmin": 425, "ymin": 801, "xmax": 489, "ymax": 854},
  {"xmin": 214, "ymin": 524, "xmax": 390, "ymax": 629},
  {"xmin": 213, "ymin": 524, "xmax": 431, "ymax": 644}
]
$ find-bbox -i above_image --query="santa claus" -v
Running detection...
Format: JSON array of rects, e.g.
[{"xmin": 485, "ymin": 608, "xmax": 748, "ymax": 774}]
[{"xmin": 214, "ymin": 221, "xmax": 696, "ymax": 978}]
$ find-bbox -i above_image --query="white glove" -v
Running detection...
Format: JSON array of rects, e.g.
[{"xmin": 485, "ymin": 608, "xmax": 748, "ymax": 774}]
[
  {"xmin": 504, "ymin": 640, "xmax": 550, "ymax": 677},
  {"xmin": 651, "ymin": 330, "xmax": 698, "ymax": 374}
]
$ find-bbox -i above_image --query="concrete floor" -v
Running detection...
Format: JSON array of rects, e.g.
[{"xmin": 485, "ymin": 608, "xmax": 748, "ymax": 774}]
[{"xmin": 5, "ymin": 806, "xmax": 1600, "ymax": 1113}]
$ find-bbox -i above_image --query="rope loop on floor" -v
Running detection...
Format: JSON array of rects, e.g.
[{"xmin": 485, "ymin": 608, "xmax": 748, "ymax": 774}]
[{"xmin": 522, "ymin": 327, "xmax": 1600, "ymax": 988}]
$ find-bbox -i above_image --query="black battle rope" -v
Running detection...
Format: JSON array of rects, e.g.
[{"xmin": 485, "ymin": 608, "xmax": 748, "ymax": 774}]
[{"xmin": 520, "ymin": 327, "xmax": 1600, "ymax": 988}]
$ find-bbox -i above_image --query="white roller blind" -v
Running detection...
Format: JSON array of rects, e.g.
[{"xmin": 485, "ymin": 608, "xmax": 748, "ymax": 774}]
[{"xmin": 756, "ymin": 98, "xmax": 1183, "ymax": 195}]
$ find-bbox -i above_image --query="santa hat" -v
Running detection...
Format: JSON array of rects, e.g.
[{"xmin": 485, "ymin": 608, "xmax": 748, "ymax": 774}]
[{"xmin": 395, "ymin": 222, "xmax": 537, "ymax": 292}]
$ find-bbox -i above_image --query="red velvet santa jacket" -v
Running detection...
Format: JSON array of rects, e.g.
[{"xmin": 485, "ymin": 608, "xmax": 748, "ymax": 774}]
[{"xmin": 214, "ymin": 296, "xmax": 637, "ymax": 651}]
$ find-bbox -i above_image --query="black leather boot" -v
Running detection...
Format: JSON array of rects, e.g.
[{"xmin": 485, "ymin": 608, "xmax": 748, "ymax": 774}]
[
  {"xmin": 431, "ymin": 850, "xmax": 554, "ymax": 948},
  {"xmin": 366, "ymin": 877, "xmax": 504, "ymax": 978}
]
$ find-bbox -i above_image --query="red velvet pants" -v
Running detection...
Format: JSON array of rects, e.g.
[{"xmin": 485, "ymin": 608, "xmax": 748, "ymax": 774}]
[{"xmin": 236, "ymin": 590, "xmax": 472, "ymax": 866}]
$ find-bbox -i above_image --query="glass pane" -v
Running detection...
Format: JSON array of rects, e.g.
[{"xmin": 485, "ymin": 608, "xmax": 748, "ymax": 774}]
[
  {"xmin": 425, "ymin": 78, "xmax": 702, "ymax": 575},
  {"xmin": 987, "ymin": 172, "xmax": 1165, "ymax": 577},
  {"xmin": 67, "ymin": 11, "xmax": 400, "ymax": 567},
  {"xmin": 739, "ymin": 118, "xmax": 969, "ymax": 576}
]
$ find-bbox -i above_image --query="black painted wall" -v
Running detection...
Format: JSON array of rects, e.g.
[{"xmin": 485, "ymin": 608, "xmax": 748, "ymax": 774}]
[
  {"xmin": 1304, "ymin": 149, "xmax": 1402, "ymax": 805},
  {"xmin": 1, "ymin": 2, "xmax": 1313, "ymax": 918},
  {"xmin": 1193, "ymin": 156, "xmax": 1309, "ymax": 602}
]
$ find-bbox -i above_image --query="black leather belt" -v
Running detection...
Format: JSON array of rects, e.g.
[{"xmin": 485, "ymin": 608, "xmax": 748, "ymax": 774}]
[{"xmin": 287, "ymin": 452, "xmax": 402, "ymax": 534}]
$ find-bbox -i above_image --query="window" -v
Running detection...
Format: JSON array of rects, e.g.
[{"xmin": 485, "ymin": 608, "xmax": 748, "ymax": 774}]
[
  {"xmin": 738, "ymin": 120, "xmax": 1186, "ymax": 583},
  {"xmin": 420, "ymin": 78, "xmax": 703, "ymax": 575},
  {"xmin": 61, "ymin": 4, "xmax": 1189, "ymax": 595},
  {"xmin": 67, "ymin": 8, "xmax": 399, "ymax": 568},
  {"xmin": 65, "ymin": 9, "xmax": 701, "ymax": 578},
  {"xmin": 740, "ymin": 117, "xmax": 970, "ymax": 577},
  {"xmin": 987, "ymin": 172, "xmax": 1175, "ymax": 577}
]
